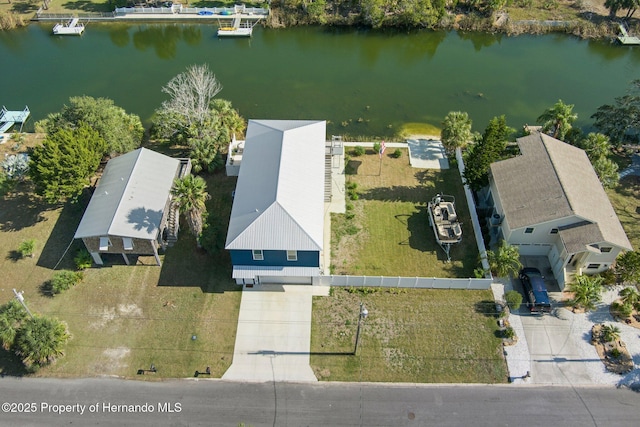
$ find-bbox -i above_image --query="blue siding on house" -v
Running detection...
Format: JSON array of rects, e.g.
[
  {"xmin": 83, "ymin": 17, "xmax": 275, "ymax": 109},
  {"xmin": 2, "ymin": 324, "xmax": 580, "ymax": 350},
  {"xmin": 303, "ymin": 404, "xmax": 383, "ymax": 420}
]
[{"xmin": 230, "ymin": 250, "xmax": 319, "ymax": 267}]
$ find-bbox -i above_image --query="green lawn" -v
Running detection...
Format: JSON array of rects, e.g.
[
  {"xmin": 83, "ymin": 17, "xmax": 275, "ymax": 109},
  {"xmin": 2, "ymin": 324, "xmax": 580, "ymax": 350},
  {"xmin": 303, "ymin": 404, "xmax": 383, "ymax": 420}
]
[
  {"xmin": 332, "ymin": 148, "xmax": 478, "ymax": 278},
  {"xmin": 310, "ymin": 287, "xmax": 508, "ymax": 383},
  {"xmin": 0, "ymin": 139, "xmax": 241, "ymax": 378}
]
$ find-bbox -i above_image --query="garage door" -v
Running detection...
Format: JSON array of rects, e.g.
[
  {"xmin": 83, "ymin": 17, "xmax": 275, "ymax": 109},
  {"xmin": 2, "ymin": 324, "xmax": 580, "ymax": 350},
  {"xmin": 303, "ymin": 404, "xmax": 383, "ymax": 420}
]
[{"xmin": 259, "ymin": 276, "xmax": 312, "ymax": 285}]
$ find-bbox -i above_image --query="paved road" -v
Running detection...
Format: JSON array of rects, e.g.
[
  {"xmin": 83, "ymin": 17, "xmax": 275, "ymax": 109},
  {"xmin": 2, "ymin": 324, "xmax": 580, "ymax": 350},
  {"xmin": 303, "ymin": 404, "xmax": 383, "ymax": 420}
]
[{"xmin": 0, "ymin": 378, "xmax": 638, "ymax": 426}]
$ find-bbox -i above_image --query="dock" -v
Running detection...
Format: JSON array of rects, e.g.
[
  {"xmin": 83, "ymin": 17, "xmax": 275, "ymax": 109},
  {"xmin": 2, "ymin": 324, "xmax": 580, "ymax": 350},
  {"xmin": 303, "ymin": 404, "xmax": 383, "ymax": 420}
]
[
  {"xmin": 617, "ymin": 24, "xmax": 640, "ymax": 45},
  {"xmin": 0, "ymin": 106, "xmax": 30, "ymax": 134}
]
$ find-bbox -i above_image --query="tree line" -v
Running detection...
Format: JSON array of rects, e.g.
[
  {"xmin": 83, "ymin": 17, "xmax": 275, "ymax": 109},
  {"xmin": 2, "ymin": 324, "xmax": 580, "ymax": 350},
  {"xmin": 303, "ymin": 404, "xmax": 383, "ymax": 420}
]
[{"xmin": 440, "ymin": 86, "xmax": 640, "ymax": 193}]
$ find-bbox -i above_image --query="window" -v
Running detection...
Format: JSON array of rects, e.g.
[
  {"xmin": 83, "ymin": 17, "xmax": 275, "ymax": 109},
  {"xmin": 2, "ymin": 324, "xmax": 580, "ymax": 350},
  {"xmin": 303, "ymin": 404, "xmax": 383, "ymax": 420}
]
[
  {"xmin": 252, "ymin": 250, "xmax": 264, "ymax": 261},
  {"xmin": 99, "ymin": 237, "xmax": 111, "ymax": 251},
  {"xmin": 550, "ymin": 228, "xmax": 558, "ymax": 235},
  {"xmin": 286, "ymin": 250, "xmax": 297, "ymax": 261},
  {"xmin": 587, "ymin": 263, "xmax": 600, "ymax": 269},
  {"xmin": 122, "ymin": 237, "xmax": 134, "ymax": 250},
  {"xmin": 600, "ymin": 247, "xmax": 612, "ymax": 253},
  {"xmin": 524, "ymin": 228, "xmax": 535, "ymax": 234}
]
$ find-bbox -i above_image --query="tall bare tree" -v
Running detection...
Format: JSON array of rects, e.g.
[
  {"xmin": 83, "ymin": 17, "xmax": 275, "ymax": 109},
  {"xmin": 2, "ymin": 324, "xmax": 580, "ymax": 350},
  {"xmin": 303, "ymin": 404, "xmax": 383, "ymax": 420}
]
[{"xmin": 159, "ymin": 64, "xmax": 223, "ymax": 135}]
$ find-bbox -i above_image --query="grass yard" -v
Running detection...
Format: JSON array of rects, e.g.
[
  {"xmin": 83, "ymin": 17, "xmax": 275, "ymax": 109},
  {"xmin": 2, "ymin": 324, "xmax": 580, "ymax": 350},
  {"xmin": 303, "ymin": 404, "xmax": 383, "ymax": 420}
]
[
  {"xmin": 0, "ymin": 138, "xmax": 241, "ymax": 378},
  {"xmin": 310, "ymin": 287, "xmax": 508, "ymax": 383},
  {"xmin": 607, "ymin": 175, "xmax": 640, "ymax": 250},
  {"xmin": 332, "ymin": 148, "xmax": 478, "ymax": 278}
]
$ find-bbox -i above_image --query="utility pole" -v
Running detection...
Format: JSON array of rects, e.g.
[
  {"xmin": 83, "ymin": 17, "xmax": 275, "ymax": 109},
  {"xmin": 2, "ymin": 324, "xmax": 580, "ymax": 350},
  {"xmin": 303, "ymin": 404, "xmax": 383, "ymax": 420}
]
[
  {"xmin": 353, "ymin": 302, "xmax": 368, "ymax": 355},
  {"xmin": 13, "ymin": 289, "xmax": 34, "ymax": 318}
]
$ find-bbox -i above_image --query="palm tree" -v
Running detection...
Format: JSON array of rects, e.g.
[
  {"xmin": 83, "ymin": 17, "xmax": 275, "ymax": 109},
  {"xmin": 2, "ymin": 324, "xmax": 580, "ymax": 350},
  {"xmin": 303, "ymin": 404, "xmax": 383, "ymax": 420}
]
[
  {"xmin": 441, "ymin": 111, "xmax": 473, "ymax": 157},
  {"xmin": 600, "ymin": 324, "xmax": 621, "ymax": 343},
  {"xmin": 0, "ymin": 300, "xmax": 29, "ymax": 350},
  {"xmin": 567, "ymin": 274, "xmax": 603, "ymax": 312},
  {"xmin": 487, "ymin": 240, "xmax": 522, "ymax": 278},
  {"xmin": 536, "ymin": 99, "xmax": 577, "ymax": 140},
  {"xmin": 619, "ymin": 286, "xmax": 640, "ymax": 311},
  {"xmin": 14, "ymin": 316, "xmax": 70, "ymax": 370},
  {"xmin": 171, "ymin": 175, "xmax": 210, "ymax": 246}
]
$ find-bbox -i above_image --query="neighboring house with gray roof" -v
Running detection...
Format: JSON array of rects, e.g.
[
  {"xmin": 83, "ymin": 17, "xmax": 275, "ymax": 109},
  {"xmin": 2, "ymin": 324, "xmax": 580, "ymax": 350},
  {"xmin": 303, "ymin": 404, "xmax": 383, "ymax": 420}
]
[
  {"xmin": 74, "ymin": 148, "xmax": 190, "ymax": 266},
  {"xmin": 225, "ymin": 119, "xmax": 326, "ymax": 285},
  {"xmin": 487, "ymin": 132, "xmax": 632, "ymax": 288}
]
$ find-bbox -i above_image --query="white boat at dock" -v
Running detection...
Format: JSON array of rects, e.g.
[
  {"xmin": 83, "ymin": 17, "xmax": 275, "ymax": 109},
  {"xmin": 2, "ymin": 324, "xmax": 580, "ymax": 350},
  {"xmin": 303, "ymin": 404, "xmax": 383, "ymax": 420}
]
[
  {"xmin": 53, "ymin": 18, "xmax": 85, "ymax": 36},
  {"xmin": 217, "ymin": 25, "xmax": 253, "ymax": 37},
  {"xmin": 427, "ymin": 193, "xmax": 462, "ymax": 261}
]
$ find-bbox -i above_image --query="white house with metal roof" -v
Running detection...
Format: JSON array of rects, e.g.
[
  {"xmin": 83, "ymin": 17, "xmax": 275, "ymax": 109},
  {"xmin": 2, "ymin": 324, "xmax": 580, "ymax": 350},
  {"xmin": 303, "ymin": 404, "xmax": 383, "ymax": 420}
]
[
  {"xmin": 225, "ymin": 119, "xmax": 326, "ymax": 285},
  {"xmin": 487, "ymin": 132, "xmax": 632, "ymax": 288},
  {"xmin": 74, "ymin": 148, "xmax": 190, "ymax": 266}
]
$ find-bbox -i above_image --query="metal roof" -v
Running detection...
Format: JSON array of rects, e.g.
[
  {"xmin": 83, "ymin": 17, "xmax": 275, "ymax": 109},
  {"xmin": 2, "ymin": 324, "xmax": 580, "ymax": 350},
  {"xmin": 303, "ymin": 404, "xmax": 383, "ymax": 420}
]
[
  {"xmin": 225, "ymin": 120, "xmax": 326, "ymax": 251},
  {"xmin": 232, "ymin": 265, "xmax": 321, "ymax": 278},
  {"xmin": 74, "ymin": 148, "xmax": 180, "ymax": 240},
  {"xmin": 490, "ymin": 133, "xmax": 631, "ymax": 250}
]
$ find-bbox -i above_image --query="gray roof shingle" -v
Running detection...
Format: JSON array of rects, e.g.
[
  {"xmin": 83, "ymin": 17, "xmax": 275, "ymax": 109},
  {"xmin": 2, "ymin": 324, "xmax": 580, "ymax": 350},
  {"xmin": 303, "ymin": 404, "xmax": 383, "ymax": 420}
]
[{"xmin": 490, "ymin": 133, "xmax": 631, "ymax": 250}]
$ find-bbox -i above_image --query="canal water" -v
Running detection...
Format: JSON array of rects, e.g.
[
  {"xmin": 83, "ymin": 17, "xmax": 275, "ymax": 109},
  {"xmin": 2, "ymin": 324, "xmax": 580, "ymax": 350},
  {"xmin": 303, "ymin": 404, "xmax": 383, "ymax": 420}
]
[{"xmin": 1, "ymin": 23, "xmax": 639, "ymax": 137}]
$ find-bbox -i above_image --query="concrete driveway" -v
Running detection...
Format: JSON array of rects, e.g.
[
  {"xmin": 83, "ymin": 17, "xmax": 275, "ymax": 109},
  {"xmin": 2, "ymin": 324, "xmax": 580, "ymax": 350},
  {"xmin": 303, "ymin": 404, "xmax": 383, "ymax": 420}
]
[
  {"xmin": 222, "ymin": 285, "xmax": 326, "ymax": 382},
  {"xmin": 518, "ymin": 307, "xmax": 597, "ymax": 384}
]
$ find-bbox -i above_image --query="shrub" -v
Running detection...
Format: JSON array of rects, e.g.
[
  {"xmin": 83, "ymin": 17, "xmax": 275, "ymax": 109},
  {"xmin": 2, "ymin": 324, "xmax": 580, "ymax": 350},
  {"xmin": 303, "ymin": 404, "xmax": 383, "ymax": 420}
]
[
  {"xmin": 74, "ymin": 249, "xmax": 93, "ymax": 270},
  {"xmin": 611, "ymin": 301, "xmax": 633, "ymax": 318},
  {"xmin": 18, "ymin": 239, "xmax": 36, "ymax": 258},
  {"xmin": 50, "ymin": 271, "xmax": 83, "ymax": 295},
  {"xmin": 610, "ymin": 348, "xmax": 622, "ymax": 358},
  {"xmin": 503, "ymin": 326, "xmax": 515, "ymax": 339},
  {"xmin": 504, "ymin": 290, "xmax": 523, "ymax": 311},
  {"xmin": 352, "ymin": 146, "xmax": 365, "ymax": 156},
  {"xmin": 373, "ymin": 142, "xmax": 381, "ymax": 154},
  {"xmin": 345, "ymin": 202, "xmax": 354, "ymax": 211},
  {"xmin": 601, "ymin": 324, "xmax": 621, "ymax": 343},
  {"xmin": 392, "ymin": 148, "xmax": 402, "ymax": 158}
]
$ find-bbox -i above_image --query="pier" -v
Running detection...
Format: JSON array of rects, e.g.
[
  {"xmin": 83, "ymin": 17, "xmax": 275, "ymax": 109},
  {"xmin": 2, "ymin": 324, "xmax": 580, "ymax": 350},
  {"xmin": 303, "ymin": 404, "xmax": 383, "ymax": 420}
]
[
  {"xmin": 617, "ymin": 24, "xmax": 640, "ymax": 45},
  {"xmin": 0, "ymin": 106, "xmax": 30, "ymax": 134}
]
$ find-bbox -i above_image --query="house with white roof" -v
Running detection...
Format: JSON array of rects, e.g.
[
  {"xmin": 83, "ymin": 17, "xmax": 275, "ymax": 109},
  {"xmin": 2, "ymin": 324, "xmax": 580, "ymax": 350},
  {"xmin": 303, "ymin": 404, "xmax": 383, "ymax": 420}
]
[
  {"xmin": 487, "ymin": 132, "xmax": 632, "ymax": 288},
  {"xmin": 74, "ymin": 148, "xmax": 190, "ymax": 266},
  {"xmin": 225, "ymin": 119, "xmax": 326, "ymax": 285}
]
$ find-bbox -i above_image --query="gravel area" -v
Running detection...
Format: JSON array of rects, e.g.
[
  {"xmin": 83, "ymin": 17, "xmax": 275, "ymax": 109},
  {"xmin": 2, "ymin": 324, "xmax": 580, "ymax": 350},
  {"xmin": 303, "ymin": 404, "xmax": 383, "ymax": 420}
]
[{"xmin": 492, "ymin": 282, "xmax": 640, "ymax": 388}]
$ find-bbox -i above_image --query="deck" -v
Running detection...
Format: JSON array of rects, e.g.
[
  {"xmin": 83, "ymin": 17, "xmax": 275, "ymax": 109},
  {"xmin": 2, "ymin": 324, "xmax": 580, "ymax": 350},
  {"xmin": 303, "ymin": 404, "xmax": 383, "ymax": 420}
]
[
  {"xmin": 617, "ymin": 24, "xmax": 640, "ymax": 45},
  {"xmin": 0, "ymin": 106, "xmax": 30, "ymax": 134}
]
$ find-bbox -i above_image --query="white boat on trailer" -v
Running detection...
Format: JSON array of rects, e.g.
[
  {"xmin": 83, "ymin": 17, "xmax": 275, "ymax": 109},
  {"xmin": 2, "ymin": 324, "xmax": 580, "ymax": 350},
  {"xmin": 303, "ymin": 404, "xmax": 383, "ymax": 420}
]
[
  {"xmin": 53, "ymin": 18, "xmax": 85, "ymax": 35},
  {"xmin": 427, "ymin": 193, "xmax": 462, "ymax": 261}
]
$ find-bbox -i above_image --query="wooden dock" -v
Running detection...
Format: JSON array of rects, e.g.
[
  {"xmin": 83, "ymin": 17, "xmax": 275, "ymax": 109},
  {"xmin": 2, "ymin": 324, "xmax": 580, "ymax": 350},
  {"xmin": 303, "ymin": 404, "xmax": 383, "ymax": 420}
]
[
  {"xmin": 618, "ymin": 24, "xmax": 640, "ymax": 45},
  {"xmin": 0, "ymin": 106, "xmax": 30, "ymax": 133}
]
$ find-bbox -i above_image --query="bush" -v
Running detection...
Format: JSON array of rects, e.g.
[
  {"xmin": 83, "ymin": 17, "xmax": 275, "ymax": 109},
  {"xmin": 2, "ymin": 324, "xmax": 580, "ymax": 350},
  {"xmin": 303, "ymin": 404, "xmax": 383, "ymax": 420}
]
[
  {"xmin": 352, "ymin": 146, "xmax": 365, "ymax": 156},
  {"xmin": 610, "ymin": 348, "xmax": 622, "ymax": 358},
  {"xmin": 392, "ymin": 148, "xmax": 402, "ymax": 158},
  {"xmin": 74, "ymin": 249, "xmax": 93, "ymax": 270},
  {"xmin": 504, "ymin": 290, "xmax": 523, "ymax": 311},
  {"xmin": 373, "ymin": 142, "xmax": 381, "ymax": 154},
  {"xmin": 18, "ymin": 239, "xmax": 36, "ymax": 258},
  {"xmin": 611, "ymin": 301, "xmax": 633, "ymax": 318},
  {"xmin": 503, "ymin": 326, "xmax": 516, "ymax": 339},
  {"xmin": 50, "ymin": 271, "xmax": 83, "ymax": 295}
]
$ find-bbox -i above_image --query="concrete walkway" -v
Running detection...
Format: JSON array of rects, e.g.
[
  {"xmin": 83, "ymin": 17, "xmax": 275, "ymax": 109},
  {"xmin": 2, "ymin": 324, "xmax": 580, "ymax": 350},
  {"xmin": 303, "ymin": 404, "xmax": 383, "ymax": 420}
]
[
  {"xmin": 222, "ymin": 285, "xmax": 329, "ymax": 382},
  {"xmin": 406, "ymin": 138, "xmax": 449, "ymax": 169}
]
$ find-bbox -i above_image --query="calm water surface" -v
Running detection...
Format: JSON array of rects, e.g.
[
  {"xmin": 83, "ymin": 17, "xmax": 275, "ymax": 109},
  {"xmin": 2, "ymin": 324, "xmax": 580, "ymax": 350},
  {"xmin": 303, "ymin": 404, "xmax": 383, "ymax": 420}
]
[{"xmin": 1, "ymin": 23, "xmax": 639, "ymax": 136}]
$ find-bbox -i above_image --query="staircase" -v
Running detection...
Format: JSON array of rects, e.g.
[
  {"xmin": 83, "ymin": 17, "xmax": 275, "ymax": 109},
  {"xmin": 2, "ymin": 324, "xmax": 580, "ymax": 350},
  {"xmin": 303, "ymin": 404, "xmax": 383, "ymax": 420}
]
[
  {"xmin": 165, "ymin": 203, "xmax": 179, "ymax": 247},
  {"xmin": 324, "ymin": 145, "xmax": 332, "ymax": 202}
]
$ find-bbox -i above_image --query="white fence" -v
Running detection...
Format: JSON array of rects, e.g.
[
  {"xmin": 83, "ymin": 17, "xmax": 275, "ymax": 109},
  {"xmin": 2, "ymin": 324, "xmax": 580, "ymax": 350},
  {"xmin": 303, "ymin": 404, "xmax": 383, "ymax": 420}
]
[
  {"xmin": 315, "ymin": 275, "xmax": 492, "ymax": 290},
  {"xmin": 113, "ymin": 6, "xmax": 269, "ymax": 15},
  {"xmin": 456, "ymin": 147, "xmax": 491, "ymax": 275}
]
